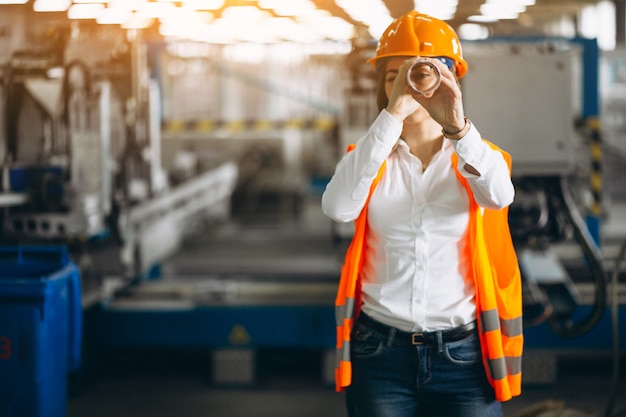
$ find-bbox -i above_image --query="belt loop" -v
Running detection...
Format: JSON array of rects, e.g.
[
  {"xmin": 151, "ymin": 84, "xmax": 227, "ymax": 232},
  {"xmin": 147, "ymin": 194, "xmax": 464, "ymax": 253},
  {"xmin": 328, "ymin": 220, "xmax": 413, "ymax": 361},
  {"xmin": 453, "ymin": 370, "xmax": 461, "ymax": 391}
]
[
  {"xmin": 436, "ymin": 331, "xmax": 444, "ymax": 353},
  {"xmin": 387, "ymin": 327, "xmax": 397, "ymax": 347}
]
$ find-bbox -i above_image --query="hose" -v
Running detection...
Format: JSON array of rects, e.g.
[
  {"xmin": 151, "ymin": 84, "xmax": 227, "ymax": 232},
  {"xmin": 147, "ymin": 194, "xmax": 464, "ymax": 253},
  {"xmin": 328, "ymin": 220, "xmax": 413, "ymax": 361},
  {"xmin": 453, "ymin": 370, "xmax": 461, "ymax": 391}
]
[
  {"xmin": 604, "ymin": 238, "xmax": 626, "ymax": 417},
  {"xmin": 548, "ymin": 175, "xmax": 607, "ymax": 338}
]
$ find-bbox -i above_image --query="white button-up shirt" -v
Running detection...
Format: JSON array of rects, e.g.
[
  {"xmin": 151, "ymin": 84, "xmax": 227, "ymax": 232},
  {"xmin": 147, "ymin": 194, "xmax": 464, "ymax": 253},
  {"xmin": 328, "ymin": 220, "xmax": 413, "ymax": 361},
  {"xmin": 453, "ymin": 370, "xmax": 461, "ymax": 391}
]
[{"xmin": 322, "ymin": 110, "xmax": 514, "ymax": 332}]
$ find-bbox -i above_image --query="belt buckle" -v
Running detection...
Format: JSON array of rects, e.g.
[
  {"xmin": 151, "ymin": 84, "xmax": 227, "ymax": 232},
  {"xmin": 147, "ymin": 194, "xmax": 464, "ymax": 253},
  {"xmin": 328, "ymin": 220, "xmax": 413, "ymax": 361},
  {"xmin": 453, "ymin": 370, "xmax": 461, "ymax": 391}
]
[{"xmin": 411, "ymin": 333, "xmax": 424, "ymax": 345}]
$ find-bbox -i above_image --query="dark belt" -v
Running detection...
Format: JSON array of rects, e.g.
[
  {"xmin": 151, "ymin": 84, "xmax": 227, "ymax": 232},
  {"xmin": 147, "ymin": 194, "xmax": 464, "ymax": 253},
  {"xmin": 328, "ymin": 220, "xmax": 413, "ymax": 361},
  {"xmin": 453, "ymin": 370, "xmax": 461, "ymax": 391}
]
[{"xmin": 358, "ymin": 313, "xmax": 477, "ymax": 345}]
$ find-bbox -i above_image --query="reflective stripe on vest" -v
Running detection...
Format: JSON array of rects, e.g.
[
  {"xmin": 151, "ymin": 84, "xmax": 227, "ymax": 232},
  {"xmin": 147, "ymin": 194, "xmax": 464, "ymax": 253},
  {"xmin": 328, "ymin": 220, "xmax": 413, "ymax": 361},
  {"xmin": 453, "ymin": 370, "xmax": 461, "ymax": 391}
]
[
  {"xmin": 480, "ymin": 308, "xmax": 523, "ymax": 381},
  {"xmin": 480, "ymin": 309, "xmax": 523, "ymax": 337}
]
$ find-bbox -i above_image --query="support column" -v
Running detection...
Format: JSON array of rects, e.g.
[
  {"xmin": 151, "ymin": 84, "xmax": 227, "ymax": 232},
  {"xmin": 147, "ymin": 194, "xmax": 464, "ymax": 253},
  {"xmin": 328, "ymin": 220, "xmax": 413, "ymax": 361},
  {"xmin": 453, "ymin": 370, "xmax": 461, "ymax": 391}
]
[{"xmin": 616, "ymin": 0, "xmax": 625, "ymax": 45}]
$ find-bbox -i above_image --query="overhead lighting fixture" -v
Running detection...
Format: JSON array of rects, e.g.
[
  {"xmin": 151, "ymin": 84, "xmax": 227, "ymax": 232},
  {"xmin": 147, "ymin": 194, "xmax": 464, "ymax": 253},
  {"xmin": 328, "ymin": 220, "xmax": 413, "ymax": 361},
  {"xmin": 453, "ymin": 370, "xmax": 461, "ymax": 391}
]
[
  {"xmin": 457, "ymin": 23, "xmax": 489, "ymax": 40},
  {"xmin": 33, "ymin": 0, "xmax": 71, "ymax": 12},
  {"xmin": 138, "ymin": 1, "xmax": 175, "ymax": 19},
  {"xmin": 68, "ymin": 3, "xmax": 104, "ymax": 19},
  {"xmin": 96, "ymin": 7, "xmax": 131, "ymax": 24},
  {"xmin": 269, "ymin": 17, "xmax": 322, "ymax": 43},
  {"xmin": 335, "ymin": 0, "xmax": 393, "ymax": 40},
  {"xmin": 157, "ymin": 0, "xmax": 351, "ymax": 43},
  {"xmin": 221, "ymin": 5, "xmax": 270, "ymax": 21},
  {"xmin": 159, "ymin": 6, "xmax": 209, "ymax": 24},
  {"xmin": 259, "ymin": 0, "xmax": 315, "ymax": 17},
  {"xmin": 122, "ymin": 13, "xmax": 154, "ymax": 29},
  {"xmin": 175, "ymin": 9, "xmax": 330, "ymax": 44},
  {"xmin": 414, "ymin": 0, "xmax": 458, "ymax": 21},
  {"xmin": 0, "ymin": 0, "xmax": 28, "ymax": 4},
  {"xmin": 159, "ymin": 7, "xmax": 213, "ymax": 39},
  {"xmin": 298, "ymin": 12, "xmax": 355, "ymax": 41},
  {"xmin": 479, "ymin": 0, "xmax": 527, "ymax": 20},
  {"xmin": 180, "ymin": 0, "xmax": 224, "ymax": 10},
  {"xmin": 106, "ymin": 0, "xmax": 144, "ymax": 11},
  {"xmin": 467, "ymin": 14, "xmax": 498, "ymax": 23}
]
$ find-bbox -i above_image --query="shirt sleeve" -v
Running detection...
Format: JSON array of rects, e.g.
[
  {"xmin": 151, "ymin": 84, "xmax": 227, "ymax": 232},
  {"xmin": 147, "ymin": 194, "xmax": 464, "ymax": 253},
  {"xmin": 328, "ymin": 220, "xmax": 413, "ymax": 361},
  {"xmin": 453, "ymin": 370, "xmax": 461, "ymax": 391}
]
[
  {"xmin": 322, "ymin": 109, "xmax": 401, "ymax": 223},
  {"xmin": 449, "ymin": 122, "xmax": 515, "ymax": 210}
]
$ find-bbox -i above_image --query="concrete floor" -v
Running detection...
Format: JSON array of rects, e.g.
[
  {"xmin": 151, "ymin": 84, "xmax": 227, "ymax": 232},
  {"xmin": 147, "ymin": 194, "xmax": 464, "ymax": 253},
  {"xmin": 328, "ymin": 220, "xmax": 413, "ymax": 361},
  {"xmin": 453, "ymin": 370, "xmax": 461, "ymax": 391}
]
[
  {"xmin": 67, "ymin": 188, "xmax": 626, "ymax": 417},
  {"xmin": 67, "ymin": 350, "xmax": 626, "ymax": 417}
]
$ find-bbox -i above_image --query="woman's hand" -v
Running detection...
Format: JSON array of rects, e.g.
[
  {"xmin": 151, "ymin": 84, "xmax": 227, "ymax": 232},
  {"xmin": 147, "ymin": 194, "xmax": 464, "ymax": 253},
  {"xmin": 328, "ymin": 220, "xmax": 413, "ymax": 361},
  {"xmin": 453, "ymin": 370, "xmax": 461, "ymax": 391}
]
[
  {"xmin": 387, "ymin": 57, "xmax": 466, "ymax": 134},
  {"xmin": 385, "ymin": 57, "xmax": 421, "ymax": 123}
]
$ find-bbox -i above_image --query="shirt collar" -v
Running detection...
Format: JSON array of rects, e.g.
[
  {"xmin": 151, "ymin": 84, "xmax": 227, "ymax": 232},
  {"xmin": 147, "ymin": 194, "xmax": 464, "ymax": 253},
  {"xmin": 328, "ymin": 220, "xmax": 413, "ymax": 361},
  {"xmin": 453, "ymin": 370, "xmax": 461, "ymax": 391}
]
[{"xmin": 393, "ymin": 137, "xmax": 452, "ymax": 155}]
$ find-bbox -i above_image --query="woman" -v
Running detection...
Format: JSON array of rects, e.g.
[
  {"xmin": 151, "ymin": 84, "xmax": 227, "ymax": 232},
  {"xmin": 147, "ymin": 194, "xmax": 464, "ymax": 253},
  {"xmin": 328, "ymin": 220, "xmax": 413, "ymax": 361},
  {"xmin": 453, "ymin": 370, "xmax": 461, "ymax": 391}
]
[{"xmin": 322, "ymin": 11, "xmax": 523, "ymax": 417}]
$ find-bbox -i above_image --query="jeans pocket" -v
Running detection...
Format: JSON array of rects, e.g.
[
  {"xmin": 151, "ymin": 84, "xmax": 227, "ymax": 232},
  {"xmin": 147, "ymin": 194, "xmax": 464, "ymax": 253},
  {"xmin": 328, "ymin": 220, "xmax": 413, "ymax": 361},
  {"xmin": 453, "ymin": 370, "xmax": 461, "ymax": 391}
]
[
  {"xmin": 351, "ymin": 323, "xmax": 384, "ymax": 360},
  {"xmin": 442, "ymin": 334, "xmax": 481, "ymax": 366}
]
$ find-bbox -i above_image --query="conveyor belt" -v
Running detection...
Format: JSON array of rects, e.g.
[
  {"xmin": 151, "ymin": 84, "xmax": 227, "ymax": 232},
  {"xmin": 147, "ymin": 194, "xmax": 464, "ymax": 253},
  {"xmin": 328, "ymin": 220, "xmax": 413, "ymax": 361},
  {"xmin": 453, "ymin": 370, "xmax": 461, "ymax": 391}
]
[
  {"xmin": 161, "ymin": 229, "xmax": 345, "ymax": 280},
  {"xmin": 107, "ymin": 228, "xmax": 345, "ymax": 311},
  {"xmin": 98, "ymin": 230, "xmax": 341, "ymax": 349}
]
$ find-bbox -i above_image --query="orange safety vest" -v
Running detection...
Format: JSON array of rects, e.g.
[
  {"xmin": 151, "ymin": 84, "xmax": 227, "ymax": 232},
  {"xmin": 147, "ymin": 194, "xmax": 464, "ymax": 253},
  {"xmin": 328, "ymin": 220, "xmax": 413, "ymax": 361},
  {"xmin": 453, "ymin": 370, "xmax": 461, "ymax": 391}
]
[{"xmin": 334, "ymin": 142, "xmax": 523, "ymax": 402}]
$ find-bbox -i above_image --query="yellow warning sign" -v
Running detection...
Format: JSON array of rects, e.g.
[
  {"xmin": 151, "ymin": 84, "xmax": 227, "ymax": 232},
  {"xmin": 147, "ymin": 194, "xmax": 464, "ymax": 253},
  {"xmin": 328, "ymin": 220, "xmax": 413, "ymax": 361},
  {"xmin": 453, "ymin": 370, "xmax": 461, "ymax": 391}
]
[
  {"xmin": 228, "ymin": 324, "xmax": 251, "ymax": 345},
  {"xmin": 162, "ymin": 118, "xmax": 337, "ymax": 133}
]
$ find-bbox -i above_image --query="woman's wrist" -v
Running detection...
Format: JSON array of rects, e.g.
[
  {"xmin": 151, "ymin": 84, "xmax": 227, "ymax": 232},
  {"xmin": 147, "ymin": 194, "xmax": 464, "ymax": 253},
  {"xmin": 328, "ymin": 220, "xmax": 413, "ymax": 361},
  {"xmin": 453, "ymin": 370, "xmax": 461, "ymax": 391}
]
[
  {"xmin": 442, "ymin": 117, "xmax": 470, "ymax": 140},
  {"xmin": 385, "ymin": 106, "xmax": 406, "ymax": 123}
]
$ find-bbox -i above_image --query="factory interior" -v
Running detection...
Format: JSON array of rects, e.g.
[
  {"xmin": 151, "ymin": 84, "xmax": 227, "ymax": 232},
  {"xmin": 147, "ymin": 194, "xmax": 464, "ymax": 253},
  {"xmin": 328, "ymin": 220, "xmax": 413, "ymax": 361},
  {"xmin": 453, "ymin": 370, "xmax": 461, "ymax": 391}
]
[{"xmin": 0, "ymin": 0, "xmax": 626, "ymax": 416}]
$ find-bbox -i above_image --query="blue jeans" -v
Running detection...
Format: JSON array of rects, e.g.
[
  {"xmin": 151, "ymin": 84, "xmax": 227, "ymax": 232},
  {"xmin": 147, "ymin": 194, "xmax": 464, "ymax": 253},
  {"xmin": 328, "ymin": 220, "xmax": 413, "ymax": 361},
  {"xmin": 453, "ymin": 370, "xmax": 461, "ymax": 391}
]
[{"xmin": 345, "ymin": 314, "xmax": 503, "ymax": 417}]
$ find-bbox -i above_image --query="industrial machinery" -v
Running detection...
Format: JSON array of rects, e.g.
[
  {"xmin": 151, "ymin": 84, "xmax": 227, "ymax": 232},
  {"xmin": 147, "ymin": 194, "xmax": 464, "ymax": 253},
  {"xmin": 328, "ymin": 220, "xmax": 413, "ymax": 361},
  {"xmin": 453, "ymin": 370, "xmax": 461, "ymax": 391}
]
[
  {"xmin": 0, "ymin": 23, "xmax": 242, "ymax": 415},
  {"xmin": 87, "ymin": 42, "xmax": 344, "ymax": 386},
  {"xmin": 3, "ymin": 52, "xmax": 116, "ymax": 241},
  {"xmin": 0, "ymin": 26, "xmax": 239, "ymax": 301}
]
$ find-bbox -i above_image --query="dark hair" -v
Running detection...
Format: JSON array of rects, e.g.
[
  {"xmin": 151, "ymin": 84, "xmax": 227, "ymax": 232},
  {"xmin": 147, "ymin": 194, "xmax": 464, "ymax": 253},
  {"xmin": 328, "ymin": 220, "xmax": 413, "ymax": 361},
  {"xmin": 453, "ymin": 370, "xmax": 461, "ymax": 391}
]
[{"xmin": 375, "ymin": 57, "xmax": 390, "ymax": 112}]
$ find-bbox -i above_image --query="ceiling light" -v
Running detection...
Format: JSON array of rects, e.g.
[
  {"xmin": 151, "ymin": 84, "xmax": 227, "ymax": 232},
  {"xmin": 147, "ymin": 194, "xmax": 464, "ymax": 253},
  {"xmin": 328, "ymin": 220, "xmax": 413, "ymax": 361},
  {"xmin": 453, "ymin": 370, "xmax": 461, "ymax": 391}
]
[
  {"xmin": 68, "ymin": 3, "xmax": 104, "ymax": 19},
  {"xmin": 271, "ymin": 18, "xmax": 322, "ymax": 43},
  {"xmin": 159, "ymin": 6, "xmax": 214, "ymax": 39},
  {"xmin": 0, "ymin": 0, "xmax": 29, "ymax": 4},
  {"xmin": 159, "ymin": 6, "xmax": 208, "ymax": 25},
  {"xmin": 138, "ymin": 1, "xmax": 175, "ymax": 19},
  {"xmin": 483, "ymin": 0, "xmax": 527, "ymax": 13},
  {"xmin": 96, "ymin": 7, "xmax": 131, "ymax": 24},
  {"xmin": 298, "ymin": 13, "xmax": 354, "ymax": 41},
  {"xmin": 106, "ymin": 0, "xmax": 145, "ymax": 11},
  {"xmin": 259, "ymin": 0, "xmax": 315, "ymax": 17},
  {"xmin": 467, "ymin": 14, "xmax": 498, "ymax": 23},
  {"xmin": 180, "ymin": 0, "xmax": 224, "ymax": 10},
  {"xmin": 34, "ymin": 0, "xmax": 71, "ymax": 12},
  {"xmin": 480, "ymin": 2, "xmax": 525, "ymax": 20},
  {"xmin": 414, "ymin": 0, "xmax": 458, "ymax": 20},
  {"xmin": 336, "ymin": 0, "xmax": 393, "ymax": 40},
  {"xmin": 178, "ymin": 7, "xmax": 274, "ymax": 43},
  {"xmin": 122, "ymin": 13, "xmax": 154, "ymax": 29},
  {"xmin": 457, "ymin": 23, "xmax": 489, "ymax": 40},
  {"xmin": 221, "ymin": 6, "xmax": 269, "ymax": 22}
]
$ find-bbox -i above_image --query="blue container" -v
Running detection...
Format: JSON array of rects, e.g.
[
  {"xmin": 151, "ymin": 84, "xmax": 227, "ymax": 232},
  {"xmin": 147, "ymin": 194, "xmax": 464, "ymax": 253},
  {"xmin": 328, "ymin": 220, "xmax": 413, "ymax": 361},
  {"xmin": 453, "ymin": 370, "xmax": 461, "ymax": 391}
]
[
  {"xmin": 8, "ymin": 166, "xmax": 65, "ymax": 194},
  {"xmin": 0, "ymin": 246, "xmax": 82, "ymax": 417}
]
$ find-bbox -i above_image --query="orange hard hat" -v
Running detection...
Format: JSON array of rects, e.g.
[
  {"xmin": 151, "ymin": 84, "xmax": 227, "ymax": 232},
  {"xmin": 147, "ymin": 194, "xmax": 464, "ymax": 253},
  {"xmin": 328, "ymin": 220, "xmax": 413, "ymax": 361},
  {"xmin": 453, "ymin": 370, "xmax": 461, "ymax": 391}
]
[{"xmin": 368, "ymin": 11, "xmax": 468, "ymax": 78}]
